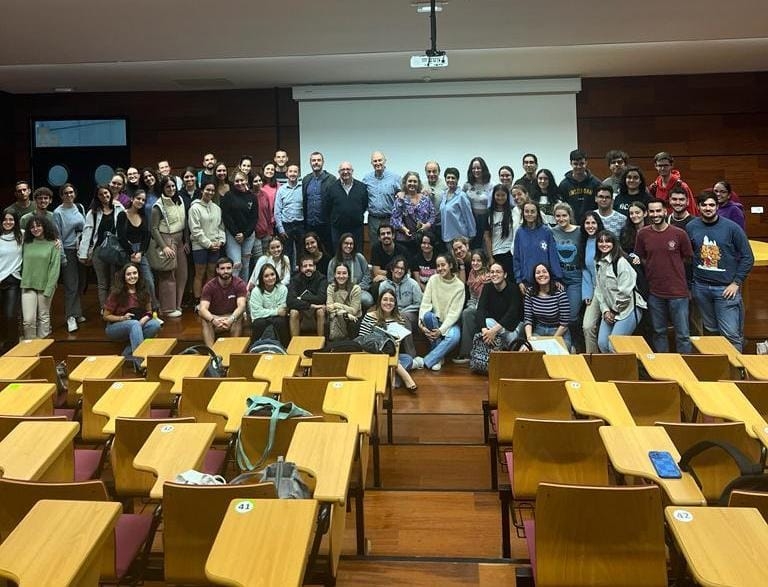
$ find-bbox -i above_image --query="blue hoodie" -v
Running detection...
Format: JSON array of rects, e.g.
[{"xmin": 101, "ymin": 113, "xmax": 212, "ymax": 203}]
[{"xmin": 513, "ymin": 224, "xmax": 563, "ymax": 286}]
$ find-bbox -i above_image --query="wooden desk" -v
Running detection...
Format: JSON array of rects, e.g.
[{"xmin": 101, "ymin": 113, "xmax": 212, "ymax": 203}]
[
  {"xmin": 133, "ymin": 422, "xmax": 216, "ymax": 498},
  {"xmin": 681, "ymin": 380, "xmax": 767, "ymax": 440},
  {"xmin": 211, "ymin": 337, "xmax": 250, "ymax": 368},
  {"xmin": 0, "ymin": 499, "xmax": 121, "ymax": 587},
  {"xmin": 0, "ymin": 421, "xmax": 78, "ymax": 481},
  {"xmin": 70, "ymin": 355, "xmax": 125, "ymax": 395},
  {"xmin": 207, "ymin": 381, "xmax": 269, "ymax": 433},
  {"xmin": 690, "ymin": 335, "xmax": 744, "ymax": 369},
  {"xmin": 160, "ymin": 355, "xmax": 211, "ymax": 395},
  {"xmin": 346, "ymin": 353, "xmax": 389, "ymax": 395},
  {"xmin": 737, "ymin": 354, "xmax": 768, "ymax": 381},
  {"xmin": 529, "ymin": 335, "xmax": 569, "ymax": 353},
  {"xmin": 544, "ymin": 354, "xmax": 595, "ymax": 381},
  {"xmin": 609, "ymin": 335, "xmax": 653, "ymax": 358},
  {"xmin": 287, "ymin": 335, "xmax": 325, "ymax": 369},
  {"xmin": 666, "ymin": 506, "xmax": 768, "ymax": 587},
  {"xmin": 566, "ymin": 381, "xmax": 636, "ymax": 426},
  {"xmin": 638, "ymin": 352, "xmax": 698, "ymax": 383},
  {"xmin": 2, "ymin": 338, "xmax": 54, "ymax": 357},
  {"xmin": 92, "ymin": 381, "xmax": 159, "ymax": 435},
  {"xmin": 286, "ymin": 421, "xmax": 358, "ymax": 504},
  {"xmin": 323, "ymin": 380, "xmax": 376, "ymax": 435},
  {"xmin": 599, "ymin": 425, "xmax": 706, "ymax": 506},
  {"xmin": 252, "ymin": 354, "xmax": 300, "ymax": 394},
  {"xmin": 133, "ymin": 337, "xmax": 177, "ymax": 368},
  {"xmin": 206, "ymin": 498, "xmax": 318, "ymax": 587},
  {"xmin": 0, "ymin": 382, "xmax": 55, "ymax": 416},
  {"xmin": 0, "ymin": 356, "xmax": 39, "ymax": 381},
  {"xmin": 750, "ymin": 239, "xmax": 768, "ymax": 267}
]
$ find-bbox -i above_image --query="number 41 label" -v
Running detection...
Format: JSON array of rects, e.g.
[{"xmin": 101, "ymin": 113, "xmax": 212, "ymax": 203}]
[{"xmin": 234, "ymin": 500, "xmax": 254, "ymax": 513}]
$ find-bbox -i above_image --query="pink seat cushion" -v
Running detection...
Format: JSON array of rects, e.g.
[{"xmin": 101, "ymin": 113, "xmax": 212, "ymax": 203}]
[
  {"xmin": 115, "ymin": 513, "xmax": 154, "ymax": 579},
  {"xmin": 54, "ymin": 408, "xmax": 76, "ymax": 421},
  {"xmin": 202, "ymin": 448, "xmax": 227, "ymax": 475},
  {"xmin": 150, "ymin": 408, "xmax": 172, "ymax": 418},
  {"xmin": 523, "ymin": 518, "xmax": 537, "ymax": 582},
  {"xmin": 490, "ymin": 409, "xmax": 498, "ymax": 433},
  {"xmin": 74, "ymin": 448, "xmax": 103, "ymax": 481},
  {"xmin": 504, "ymin": 451, "xmax": 515, "ymax": 488}
]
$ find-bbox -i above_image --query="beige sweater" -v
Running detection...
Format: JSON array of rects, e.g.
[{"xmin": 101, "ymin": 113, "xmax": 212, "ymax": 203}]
[{"xmin": 418, "ymin": 274, "xmax": 465, "ymax": 335}]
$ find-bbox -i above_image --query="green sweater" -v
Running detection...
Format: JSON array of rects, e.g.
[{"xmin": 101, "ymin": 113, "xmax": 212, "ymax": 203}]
[{"xmin": 21, "ymin": 239, "xmax": 61, "ymax": 296}]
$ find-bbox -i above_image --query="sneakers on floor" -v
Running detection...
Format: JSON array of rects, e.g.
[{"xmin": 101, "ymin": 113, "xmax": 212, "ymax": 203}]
[
  {"xmin": 412, "ymin": 356, "xmax": 425, "ymax": 369},
  {"xmin": 166, "ymin": 309, "xmax": 182, "ymax": 318},
  {"xmin": 451, "ymin": 356, "xmax": 469, "ymax": 364},
  {"xmin": 431, "ymin": 361, "xmax": 443, "ymax": 372},
  {"xmin": 66, "ymin": 316, "xmax": 78, "ymax": 333},
  {"xmin": 76, "ymin": 316, "xmax": 87, "ymax": 324}
]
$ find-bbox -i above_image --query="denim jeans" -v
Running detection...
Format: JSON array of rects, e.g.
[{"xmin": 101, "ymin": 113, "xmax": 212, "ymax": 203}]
[
  {"xmin": 105, "ymin": 318, "xmax": 163, "ymax": 356},
  {"xmin": 692, "ymin": 281, "xmax": 744, "ymax": 352},
  {"xmin": 486, "ymin": 318, "xmax": 521, "ymax": 346},
  {"xmin": 422, "ymin": 311, "xmax": 460, "ymax": 368},
  {"xmin": 647, "ymin": 294, "xmax": 691, "ymax": 353},
  {"xmin": 598, "ymin": 309, "xmax": 642, "ymax": 353},
  {"xmin": 225, "ymin": 231, "xmax": 257, "ymax": 281}
]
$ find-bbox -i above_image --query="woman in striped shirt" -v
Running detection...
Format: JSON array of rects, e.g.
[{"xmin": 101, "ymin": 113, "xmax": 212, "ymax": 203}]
[{"xmin": 524, "ymin": 263, "xmax": 571, "ymax": 351}]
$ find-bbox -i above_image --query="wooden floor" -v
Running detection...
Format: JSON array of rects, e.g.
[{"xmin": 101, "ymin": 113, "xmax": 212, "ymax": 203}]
[{"xmin": 38, "ymin": 266, "xmax": 768, "ymax": 584}]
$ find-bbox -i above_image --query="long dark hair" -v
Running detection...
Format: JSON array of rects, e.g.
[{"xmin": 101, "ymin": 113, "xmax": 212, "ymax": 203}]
[
  {"xmin": 620, "ymin": 201, "xmax": 648, "ymax": 252},
  {"xmin": 89, "ymin": 184, "xmax": 113, "ymax": 215},
  {"xmin": 332, "ymin": 262, "xmax": 352, "ymax": 293},
  {"xmin": 109, "ymin": 262, "xmax": 150, "ymax": 308},
  {"xmin": 533, "ymin": 169, "xmax": 559, "ymax": 199},
  {"xmin": 466, "ymin": 156, "xmax": 491, "ymax": 186},
  {"xmin": 578, "ymin": 211, "xmax": 605, "ymax": 268},
  {"xmin": 257, "ymin": 262, "xmax": 278, "ymax": 293},
  {"xmin": 370, "ymin": 289, "xmax": 406, "ymax": 326},
  {"xmin": 489, "ymin": 184, "xmax": 513, "ymax": 239},
  {"xmin": 139, "ymin": 168, "xmax": 158, "ymax": 193},
  {"xmin": 334, "ymin": 232, "xmax": 357, "ymax": 263},
  {"xmin": 618, "ymin": 166, "xmax": 648, "ymax": 196},
  {"xmin": 530, "ymin": 263, "xmax": 553, "ymax": 296},
  {"xmin": 594, "ymin": 229, "xmax": 627, "ymax": 263},
  {"xmin": 24, "ymin": 216, "xmax": 57, "ymax": 243},
  {"xmin": 2, "ymin": 211, "xmax": 23, "ymax": 245}
]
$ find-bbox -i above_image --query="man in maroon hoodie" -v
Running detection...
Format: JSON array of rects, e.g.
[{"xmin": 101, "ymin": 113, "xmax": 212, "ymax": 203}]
[{"xmin": 648, "ymin": 152, "xmax": 697, "ymax": 216}]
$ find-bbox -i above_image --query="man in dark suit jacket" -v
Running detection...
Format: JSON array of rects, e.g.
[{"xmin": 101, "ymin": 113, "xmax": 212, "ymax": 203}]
[{"xmin": 325, "ymin": 161, "xmax": 368, "ymax": 250}]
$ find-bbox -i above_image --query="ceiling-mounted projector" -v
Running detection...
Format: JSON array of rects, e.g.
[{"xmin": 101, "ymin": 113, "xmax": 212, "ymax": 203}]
[{"xmin": 410, "ymin": 54, "xmax": 448, "ymax": 69}]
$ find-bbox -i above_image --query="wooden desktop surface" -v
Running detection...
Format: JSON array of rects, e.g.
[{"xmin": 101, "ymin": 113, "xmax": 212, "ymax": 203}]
[
  {"xmin": 323, "ymin": 380, "xmax": 377, "ymax": 435},
  {"xmin": 543, "ymin": 354, "xmax": 595, "ymax": 381},
  {"xmin": 211, "ymin": 337, "xmax": 251, "ymax": 368},
  {"xmin": 70, "ymin": 355, "xmax": 125, "ymax": 395},
  {"xmin": 608, "ymin": 335, "xmax": 653, "ymax": 358},
  {"xmin": 207, "ymin": 381, "xmax": 269, "ymax": 433},
  {"xmin": 736, "ymin": 354, "xmax": 768, "ymax": 381},
  {"xmin": 665, "ymin": 506, "xmax": 768, "ymax": 587},
  {"xmin": 0, "ymin": 356, "xmax": 39, "ymax": 381},
  {"xmin": 347, "ymin": 353, "xmax": 390, "ymax": 395},
  {"xmin": 0, "ymin": 382, "xmax": 55, "ymax": 416},
  {"xmin": 2, "ymin": 338, "xmax": 54, "ymax": 357},
  {"xmin": 133, "ymin": 422, "xmax": 216, "ymax": 498},
  {"xmin": 599, "ymin": 425, "xmax": 706, "ymax": 506},
  {"xmin": 206, "ymin": 498, "xmax": 318, "ymax": 587},
  {"xmin": 681, "ymin": 380, "xmax": 767, "ymax": 440},
  {"xmin": 160, "ymin": 355, "xmax": 211, "ymax": 394},
  {"xmin": 566, "ymin": 381, "xmax": 636, "ymax": 426},
  {"xmin": 638, "ymin": 352, "xmax": 698, "ymax": 383},
  {"xmin": 133, "ymin": 337, "xmax": 177, "ymax": 368},
  {"xmin": 690, "ymin": 335, "xmax": 744, "ymax": 368},
  {"xmin": 286, "ymin": 421, "xmax": 358, "ymax": 504},
  {"xmin": 0, "ymin": 421, "xmax": 78, "ymax": 481},
  {"xmin": 750, "ymin": 239, "xmax": 768, "ymax": 267},
  {"xmin": 287, "ymin": 336, "xmax": 325, "ymax": 368},
  {"xmin": 92, "ymin": 381, "xmax": 159, "ymax": 435},
  {"xmin": 0, "ymin": 499, "xmax": 121, "ymax": 587},
  {"xmin": 252, "ymin": 354, "xmax": 300, "ymax": 393}
]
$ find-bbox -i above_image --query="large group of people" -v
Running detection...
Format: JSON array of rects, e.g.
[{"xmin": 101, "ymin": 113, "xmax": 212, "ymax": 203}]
[{"xmin": 1, "ymin": 146, "xmax": 754, "ymax": 377}]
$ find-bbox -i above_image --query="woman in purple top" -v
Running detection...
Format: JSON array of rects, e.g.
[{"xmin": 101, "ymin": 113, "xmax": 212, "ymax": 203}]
[
  {"xmin": 713, "ymin": 181, "xmax": 745, "ymax": 230},
  {"xmin": 390, "ymin": 171, "xmax": 436, "ymax": 257}
]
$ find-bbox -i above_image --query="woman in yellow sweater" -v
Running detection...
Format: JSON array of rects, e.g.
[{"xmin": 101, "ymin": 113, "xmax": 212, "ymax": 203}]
[{"xmin": 414, "ymin": 253, "xmax": 466, "ymax": 371}]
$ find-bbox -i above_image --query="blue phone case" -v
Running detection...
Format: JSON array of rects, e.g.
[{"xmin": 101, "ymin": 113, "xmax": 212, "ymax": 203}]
[{"xmin": 648, "ymin": 450, "xmax": 682, "ymax": 479}]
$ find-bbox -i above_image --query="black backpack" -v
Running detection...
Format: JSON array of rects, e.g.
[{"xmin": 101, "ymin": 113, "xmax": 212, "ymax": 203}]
[{"xmin": 179, "ymin": 345, "xmax": 225, "ymax": 377}]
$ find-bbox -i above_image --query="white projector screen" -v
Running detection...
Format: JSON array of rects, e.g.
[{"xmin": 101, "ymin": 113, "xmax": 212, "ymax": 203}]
[{"xmin": 294, "ymin": 79, "xmax": 580, "ymax": 187}]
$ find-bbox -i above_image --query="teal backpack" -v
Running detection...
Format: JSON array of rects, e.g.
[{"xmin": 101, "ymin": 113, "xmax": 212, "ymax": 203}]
[{"xmin": 235, "ymin": 396, "xmax": 312, "ymax": 471}]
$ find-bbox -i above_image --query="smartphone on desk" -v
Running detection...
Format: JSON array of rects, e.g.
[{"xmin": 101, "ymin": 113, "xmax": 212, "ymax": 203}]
[{"xmin": 648, "ymin": 450, "xmax": 682, "ymax": 479}]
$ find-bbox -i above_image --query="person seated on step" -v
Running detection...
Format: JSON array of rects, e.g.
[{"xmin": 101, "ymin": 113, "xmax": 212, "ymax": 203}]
[
  {"xmin": 198, "ymin": 256, "xmax": 247, "ymax": 347},
  {"xmin": 287, "ymin": 255, "xmax": 327, "ymax": 336}
]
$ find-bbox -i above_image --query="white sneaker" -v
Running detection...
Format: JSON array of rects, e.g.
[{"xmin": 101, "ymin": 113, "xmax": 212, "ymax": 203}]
[
  {"xmin": 431, "ymin": 361, "xmax": 443, "ymax": 372},
  {"xmin": 76, "ymin": 316, "xmax": 86, "ymax": 324},
  {"xmin": 66, "ymin": 316, "xmax": 78, "ymax": 333},
  {"xmin": 166, "ymin": 309, "xmax": 182, "ymax": 318},
  {"xmin": 412, "ymin": 356, "xmax": 425, "ymax": 369},
  {"xmin": 451, "ymin": 356, "xmax": 469, "ymax": 365}
]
